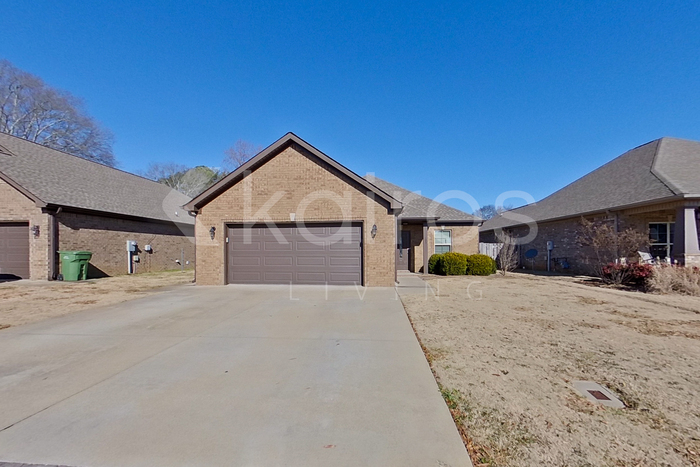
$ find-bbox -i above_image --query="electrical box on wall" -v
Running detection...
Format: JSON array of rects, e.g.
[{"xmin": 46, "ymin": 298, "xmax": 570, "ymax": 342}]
[
  {"xmin": 127, "ymin": 240, "xmax": 137, "ymax": 252},
  {"xmin": 144, "ymin": 245, "xmax": 153, "ymax": 253},
  {"xmin": 546, "ymin": 241, "xmax": 554, "ymax": 251}
]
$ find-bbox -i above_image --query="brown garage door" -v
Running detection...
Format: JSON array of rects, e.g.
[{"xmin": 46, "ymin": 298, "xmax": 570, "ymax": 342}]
[
  {"xmin": 227, "ymin": 223, "xmax": 362, "ymax": 285},
  {"xmin": 0, "ymin": 222, "xmax": 30, "ymax": 279}
]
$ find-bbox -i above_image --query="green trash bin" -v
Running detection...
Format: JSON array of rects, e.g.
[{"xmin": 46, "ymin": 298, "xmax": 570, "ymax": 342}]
[{"xmin": 59, "ymin": 251, "xmax": 93, "ymax": 281}]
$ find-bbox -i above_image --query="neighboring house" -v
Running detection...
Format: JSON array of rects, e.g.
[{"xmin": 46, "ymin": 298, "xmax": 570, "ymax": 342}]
[
  {"xmin": 185, "ymin": 133, "xmax": 480, "ymax": 286},
  {"xmin": 0, "ymin": 132, "xmax": 194, "ymax": 281},
  {"xmin": 480, "ymin": 137, "xmax": 700, "ymax": 272}
]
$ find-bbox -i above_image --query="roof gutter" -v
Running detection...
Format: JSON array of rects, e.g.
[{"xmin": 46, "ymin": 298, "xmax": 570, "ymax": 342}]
[
  {"xmin": 481, "ymin": 194, "xmax": 690, "ymax": 232},
  {"xmin": 44, "ymin": 204, "xmax": 195, "ymax": 228}
]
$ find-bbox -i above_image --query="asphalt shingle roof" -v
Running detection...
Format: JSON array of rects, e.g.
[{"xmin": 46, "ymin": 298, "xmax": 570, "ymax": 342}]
[
  {"xmin": 0, "ymin": 132, "xmax": 192, "ymax": 224},
  {"xmin": 481, "ymin": 137, "xmax": 699, "ymax": 231},
  {"xmin": 365, "ymin": 175, "xmax": 479, "ymax": 222}
]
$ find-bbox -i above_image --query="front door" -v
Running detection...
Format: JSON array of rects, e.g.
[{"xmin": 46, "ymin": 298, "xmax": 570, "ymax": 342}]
[{"xmin": 397, "ymin": 230, "xmax": 410, "ymax": 271}]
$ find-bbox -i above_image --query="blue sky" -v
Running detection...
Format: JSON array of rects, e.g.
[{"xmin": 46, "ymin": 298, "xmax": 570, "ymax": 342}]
[{"xmin": 2, "ymin": 1, "xmax": 699, "ymax": 212}]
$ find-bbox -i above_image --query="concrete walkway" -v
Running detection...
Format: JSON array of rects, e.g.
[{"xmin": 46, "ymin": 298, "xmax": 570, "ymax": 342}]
[
  {"xmin": 396, "ymin": 270, "xmax": 432, "ymax": 292},
  {"xmin": 0, "ymin": 284, "xmax": 471, "ymax": 467}
]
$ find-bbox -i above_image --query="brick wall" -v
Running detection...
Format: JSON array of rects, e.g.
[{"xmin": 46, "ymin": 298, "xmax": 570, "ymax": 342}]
[
  {"xmin": 480, "ymin": 204, "xmax": 693, "ymax": 274},
  {"xmin": 0, "ymin": 178, "xmax": 50, "ymax": 280},
  {"xmin": 57, "ymin": 212, "xmax": 194, "ymax": 277},
  {"xmin": 195, "ymin": 144, "xmax": 397, "ymax": 286}
]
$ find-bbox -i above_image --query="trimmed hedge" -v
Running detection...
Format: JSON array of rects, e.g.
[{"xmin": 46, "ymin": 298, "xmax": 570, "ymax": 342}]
[
  {"xmin": 442, "ymin": 252, "xmax": 469, "ymax": 275},
  {"xmin": 465, "ymin": 254, "xmax": 497, "ymax": 276},
  {"xmin": 428, "ymin": 253, "xmax": 444, "ymax": 275},
  {"xmin": 430, "ymin": 252, "xmax": 496, "ymax": 276}
]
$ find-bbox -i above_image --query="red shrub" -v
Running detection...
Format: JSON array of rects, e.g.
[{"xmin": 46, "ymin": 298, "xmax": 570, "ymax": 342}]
[{"xmin": 600, "ymin": 262, "xmax": 653, "ymax": 287}]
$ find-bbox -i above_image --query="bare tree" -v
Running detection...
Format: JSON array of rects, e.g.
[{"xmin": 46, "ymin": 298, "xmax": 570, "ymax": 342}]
[
  {"xmin": 223, "ymin": 139, "xmax": 261, "ymax": 171},
  {"xmin": 496, "ymin": 232, "xmax": 518, "ymax": 275},
  {"xmin": 142, "ymin": 163, "xmax": 224, "ymax": 198},
  {"xmin": 474, "ymin": 204, "xmax": 513, "ymax": 220},
  {"xmin": 0, "ymin": 60, "xmax": 115, "ymax": 166},
  {"xmin": 142, "ymin": 162, "xmax": 188, "ymax": 184},
  {"xmin": 577, "ymin": 217, "xmax": 650, "ymax": 281}
]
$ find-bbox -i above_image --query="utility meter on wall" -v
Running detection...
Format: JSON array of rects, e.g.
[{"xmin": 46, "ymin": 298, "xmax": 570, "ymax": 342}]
[
  {"xmin": 127, "ymin": 240, "xmax": 137, "ymax": 252},
  {"xmin": 546, "ymin": 241, "xmax": 554, "ymax": 251}
]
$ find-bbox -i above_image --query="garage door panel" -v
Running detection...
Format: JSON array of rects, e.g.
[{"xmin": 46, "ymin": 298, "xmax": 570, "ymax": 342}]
[
  {"xmin": 297, "ymin": 256, "xmax": 326, "ymax": 266},
  {"xmin": 296, "ymin": 241, "xmax": 325, "ymax": 250},
  {"xmin": 296, "ymin": 272, "xmax": 328, "ymax": 282},
  {"xmin": 229, "ymin": 227, "xmax": 261, "ymax": 236},
  {"xmin": 230, "ymin": 257, "xmax": 261, "ymax": 266},
  {"xmin": 329, "ymin": 272, "xmax": 361, "ymax": 283},
  {"xmin": 227, "ymin": 224, "xmax": 362, "ymax": 285},
  {"xmin": 328, "ymin": 225, "xmax": 359, "ymax": 235},
  {"xmin": 263, "ymin": 241, "xmax": 292, "ymax": 251},
  {"xmin": 0, "ymin": 223, "xmax": 30, "ymax": 279},
  {"xmin": 264, "ymin": 272, "xmax": 294, "ymax": 282},
  {"xmin": 231, "ymin": 241, "xmax": 261, "ymax": 251},
  {"xmin": 7, "ymin": 252, "xmax": 29, "ymax": 261},
  {"xmin": 329, "ymin": 241, "xmax": 360, "ymax": 251},
  {"xmin": 229, "ymin": 271, "xmax": 263, "ymax": 282},
  {"xmin": 300, "ymin": 226, "xmax": 327, "ymax": 235},
  {"xmin": 264, "ymin": 256, "xmax": 293, "ymax": 266},
  {"xmin": 329, "ymin": 257, "xmax": 361, "ymax": 267}
]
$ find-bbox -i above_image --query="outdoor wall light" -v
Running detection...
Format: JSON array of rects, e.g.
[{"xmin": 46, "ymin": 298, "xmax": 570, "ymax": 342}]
[
  {"xmin": 371, "ymin": 224, "xmax": 377, "ymax": 238},
  {"xmin": 31, "ymin": 225, "xmax": 40, "ymax": 238},
  {"xmin": 209, "ymin": 226, "xmax": 216, "ymax": 240}
]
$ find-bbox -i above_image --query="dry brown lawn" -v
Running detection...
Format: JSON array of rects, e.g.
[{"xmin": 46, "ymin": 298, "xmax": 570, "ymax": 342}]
[
  {"xmin": 0, "ymin": 269, "xmax": 194, "ymax": 328},
  {"xmin": 401, "ymin": 272, "xmax": 700, "ymax": 467}
]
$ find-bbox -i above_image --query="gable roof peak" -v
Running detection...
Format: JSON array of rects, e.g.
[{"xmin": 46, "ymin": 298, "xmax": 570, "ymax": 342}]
[{"xmin": 185, "ymin": 133, "xmax": 403, "ymax": 212}]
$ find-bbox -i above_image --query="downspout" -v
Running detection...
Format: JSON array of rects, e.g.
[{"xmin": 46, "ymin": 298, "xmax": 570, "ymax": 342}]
[
  {"xmin": 48, "ymin": 211, "xmax": 56, "ymax": 280},
  {"xmin": 190, "ymin": 210, "xmax": 198, "ymax": 284}
]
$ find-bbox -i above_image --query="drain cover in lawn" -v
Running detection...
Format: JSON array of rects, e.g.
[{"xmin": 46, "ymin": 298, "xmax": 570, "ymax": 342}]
[{"xmin": 572, "ymin": 381, "xmax": 625, "ymax": 408}]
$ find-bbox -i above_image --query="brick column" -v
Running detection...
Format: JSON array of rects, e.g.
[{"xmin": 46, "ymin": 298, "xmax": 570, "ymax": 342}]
[
  {"xmin": 423, "ymin": 222, "xmax": 428, "ymax": 274},
  {"xmin": 673, "ymin": 206, "xmax": 700, "ymax": 266}
]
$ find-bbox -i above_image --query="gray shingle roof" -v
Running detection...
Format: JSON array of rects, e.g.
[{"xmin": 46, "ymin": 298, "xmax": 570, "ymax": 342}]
[
  {"xmin": 481, "ymin": 137, "xmax": 699, "ymax": 231},
  {"xmin": 0, "ymin": 132, "xmax": 193, "ymax": 224},
  {"xmin": 652, "ymin": 137, "xmax": 700, "ymax": 195},
  {"xmin": 364, "ymin": 175, "xmax": 480, "ymax": 222}
]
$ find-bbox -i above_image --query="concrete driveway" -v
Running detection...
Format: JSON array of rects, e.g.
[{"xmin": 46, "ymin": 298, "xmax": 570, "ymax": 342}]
[{"xmin": 0, "ymin": 283, "xmax": 471, "ymax": 467}]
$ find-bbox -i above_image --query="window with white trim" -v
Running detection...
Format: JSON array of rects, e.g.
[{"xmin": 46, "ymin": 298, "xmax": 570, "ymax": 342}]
[
  {"xmin": 434, "ymin": 229, "xmax": 452, "ymax": 254},
  {"xmin": 649, "ymin": 222, "xmax": 674, "ymax": 259}
]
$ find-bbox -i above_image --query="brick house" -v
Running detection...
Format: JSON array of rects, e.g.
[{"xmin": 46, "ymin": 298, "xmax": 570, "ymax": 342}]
[
  {"xmin": 480, "ymin": 137, "xmax": 700, "ymax": 272},
  {"xmin": 0, "ymin": 132, "xmax": 194, "ymax": 281},
  {"xmin": 185, "ymin": 133, "xmax": 479, "ymax": 286}
]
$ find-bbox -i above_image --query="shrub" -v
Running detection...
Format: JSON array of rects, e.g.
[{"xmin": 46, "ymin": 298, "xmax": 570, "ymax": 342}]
[
  {"xmin": 441, "ymin": 252, "xmax": 469, "ymax": 275},
  {"xmin": 577, "ymin": 217, "xmax": 650, "ymax": 278},
  {"xmin": 466, "ymin": 254, "xmax": 497, "ymax": 276},
  {"xmin": 428, "ymin": 253, "xmax": 444, "ymax": 275},
  {"xmin": 600, "ymin": 262, "xmax": 653, "ymax": 287},
  {"xmin": 648, "ymin": 265, "xmax": 700, "ymax": 296}
]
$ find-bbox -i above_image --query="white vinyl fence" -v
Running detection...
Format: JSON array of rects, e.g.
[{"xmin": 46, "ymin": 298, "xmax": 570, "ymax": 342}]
[{"xmin": 479, "ymin": 242, "xmax": 503, "ymax": 260}]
